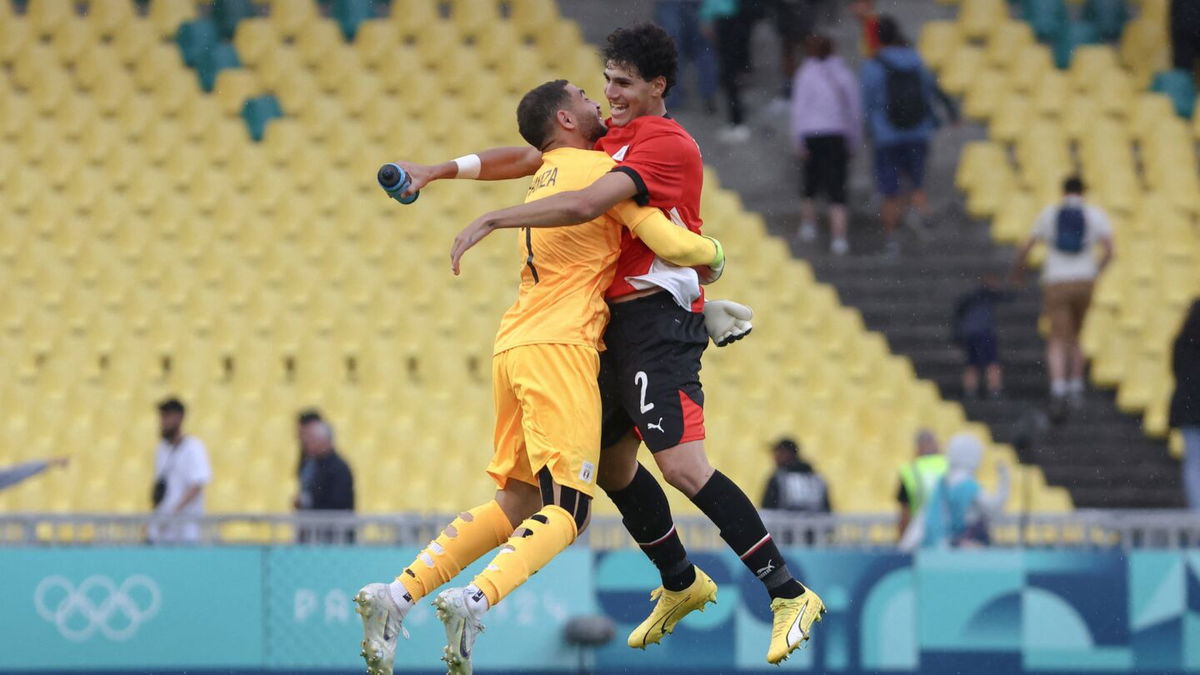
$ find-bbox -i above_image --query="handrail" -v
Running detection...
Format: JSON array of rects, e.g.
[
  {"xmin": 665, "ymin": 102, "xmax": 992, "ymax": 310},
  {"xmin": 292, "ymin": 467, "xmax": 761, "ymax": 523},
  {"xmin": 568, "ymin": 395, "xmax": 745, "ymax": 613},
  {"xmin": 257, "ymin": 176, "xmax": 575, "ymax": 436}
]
[{"xmin": 1, "ymin": 510, "xmax": 1197, "ymax": 549}]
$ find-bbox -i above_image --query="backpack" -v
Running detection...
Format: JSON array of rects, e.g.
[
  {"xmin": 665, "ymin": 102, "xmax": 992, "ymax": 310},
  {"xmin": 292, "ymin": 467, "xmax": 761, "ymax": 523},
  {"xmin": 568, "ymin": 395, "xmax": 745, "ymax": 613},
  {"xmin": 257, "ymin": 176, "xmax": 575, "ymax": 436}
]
[
  {"xmin": 878, "ymin": 56, "xmax": 929, "ymax": 130},
  {"xmin": 1054, "ymin": 206, "xmax": 1087, "ymax": 253}
]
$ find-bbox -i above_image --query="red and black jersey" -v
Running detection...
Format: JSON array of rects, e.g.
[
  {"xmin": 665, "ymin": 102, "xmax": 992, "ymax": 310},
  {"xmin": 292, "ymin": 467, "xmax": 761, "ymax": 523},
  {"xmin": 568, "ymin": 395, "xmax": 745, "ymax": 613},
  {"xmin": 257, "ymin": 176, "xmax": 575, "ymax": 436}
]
[{"xmin": 594, "ymin": 115, "xmax": 706, "ymax": 312}]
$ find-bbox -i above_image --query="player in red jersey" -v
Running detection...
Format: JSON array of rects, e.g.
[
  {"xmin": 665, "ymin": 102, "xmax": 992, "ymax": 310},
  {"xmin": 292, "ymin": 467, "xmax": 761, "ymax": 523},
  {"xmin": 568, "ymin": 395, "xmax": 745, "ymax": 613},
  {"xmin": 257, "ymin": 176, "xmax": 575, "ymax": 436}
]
[{"xmin": 394, "ymin": 24, "xmax": 823, "ymax": 664}]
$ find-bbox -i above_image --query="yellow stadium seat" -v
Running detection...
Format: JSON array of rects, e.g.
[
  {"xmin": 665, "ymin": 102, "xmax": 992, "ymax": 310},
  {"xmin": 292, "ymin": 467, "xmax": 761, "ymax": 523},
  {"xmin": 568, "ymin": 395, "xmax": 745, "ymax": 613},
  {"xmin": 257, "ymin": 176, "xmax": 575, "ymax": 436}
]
[
  {"xmin": 938, "ymin": 44, "xmax": 983, "ymax": 96},
  {"xmin": 268, "ymin": 0, "xmax": 319, "ymax": 39},
  {"xmin": 134, "ymin": 44, "xmax": 187, "ymax": 92},
  {"xmin": 0, "ymin": 94, "xmax": 34, "ymax": 141},
  {"xmin": 83, "ymin": 0, "xmax": 136, "ymax": 37},
  {"xmin": 446, "ymin": 0, "xmax": 501, "ymax": 39},
  {"xmin": 27, "ymin": 0, "xmax": 75, "ymax": 39},
  {"xmin": 509, "ymin": 0, "xmax": 560, "ymax": 38},
  {"xmin": 1006, "ymin": 45, "xmax": 1053, "ymax": 94},
  {"xmin": 985, "ymin": 21, "xmax": 1034, "ymax": 67},
  {"xmin": 295, "ymin": 19, "xmax": 344, "ymax": 69},
  {"xmin": 958, "ymin": 0, "xmax": 1008, "ymax": 40},
  {"xmin": 213, "ymin": 69, "xmax": 261, "ymax": 116},
  {"xmin": 148, "ymin": 0, "xmax": 197, "ymax": 39},
  {"xmin": 233, "ymin": 18, "xmax": 278, "ymax": 68},
  {"xmin": 152, "ymin": 72, "xmax": 200, "ymax": 117},
  {"xmin": 963, "ymin": 67, "xmax": 1008, "ymax": 121},
  {"xmin": 391, "ymin": 0, "xmax": 441, "ymax": 40},
  {"xmin": 1030, "ymin": 70, "xmax": 1069, "ymax": 117},
  {"xmin": 50, "ymin": 18, "xmax": 95, "ymax": 65}
]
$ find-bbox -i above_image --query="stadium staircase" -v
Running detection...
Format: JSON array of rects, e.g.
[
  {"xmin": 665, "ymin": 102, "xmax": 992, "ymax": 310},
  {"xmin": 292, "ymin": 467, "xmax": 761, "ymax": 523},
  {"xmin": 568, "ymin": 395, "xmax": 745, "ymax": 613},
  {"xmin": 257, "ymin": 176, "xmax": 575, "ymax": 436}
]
[{"xmin": 0, "ymin": 0, "xmax": 1076, "ymax": 531}]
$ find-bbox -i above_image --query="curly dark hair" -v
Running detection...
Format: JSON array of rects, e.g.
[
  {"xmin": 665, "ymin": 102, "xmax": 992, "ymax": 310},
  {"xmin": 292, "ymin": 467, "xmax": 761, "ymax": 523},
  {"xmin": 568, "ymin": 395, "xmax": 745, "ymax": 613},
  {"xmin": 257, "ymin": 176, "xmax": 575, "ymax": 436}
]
[{"xmin": 601, "ymin": 23, "xmax": 678, "ymax": 96}]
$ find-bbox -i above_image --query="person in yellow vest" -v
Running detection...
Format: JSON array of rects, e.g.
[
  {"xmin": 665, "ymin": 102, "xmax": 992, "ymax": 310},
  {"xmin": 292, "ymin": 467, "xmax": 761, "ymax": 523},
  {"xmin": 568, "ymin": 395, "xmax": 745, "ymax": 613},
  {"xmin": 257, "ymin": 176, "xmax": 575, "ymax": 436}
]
[{"xmin": 896, "ymin": 429, "xmax": 946, "ymax": 539}]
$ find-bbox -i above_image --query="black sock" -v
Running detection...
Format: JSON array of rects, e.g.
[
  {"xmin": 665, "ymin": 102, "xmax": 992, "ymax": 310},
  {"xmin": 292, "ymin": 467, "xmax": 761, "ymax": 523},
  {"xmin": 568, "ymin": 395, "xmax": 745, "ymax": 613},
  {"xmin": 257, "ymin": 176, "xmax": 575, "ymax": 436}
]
[
  {"xmin": 690, "ymin": 471, "xmax": 804, "ymax": 600},
  {"xmin": 607, "ymin": 463, "xmax": 696, "ymax": 592}
]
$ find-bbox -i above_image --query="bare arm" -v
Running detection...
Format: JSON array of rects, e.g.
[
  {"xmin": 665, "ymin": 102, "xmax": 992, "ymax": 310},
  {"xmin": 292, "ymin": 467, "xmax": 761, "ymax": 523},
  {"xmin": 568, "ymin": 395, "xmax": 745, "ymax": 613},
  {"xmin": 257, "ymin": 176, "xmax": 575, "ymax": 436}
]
[
  {"xmin": 1096, "ymin": 236, "xmax": 1114, "ymax": 274},
  {"xmin": 450, "ymin": 172, "xmax": 641, "ymax": 273},
  {"xmin": 1010, "ymin": 237, "xmax": 1037, "ymax": 285},
  {"xmin": 390, "ymin": 146, "xmax": 544, "ymax": 197}
]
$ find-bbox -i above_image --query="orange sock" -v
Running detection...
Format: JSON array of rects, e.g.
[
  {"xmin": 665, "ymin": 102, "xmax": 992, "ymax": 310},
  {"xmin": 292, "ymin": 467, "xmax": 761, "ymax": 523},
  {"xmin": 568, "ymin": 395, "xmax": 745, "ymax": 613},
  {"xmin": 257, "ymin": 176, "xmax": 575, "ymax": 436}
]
[
  {"xmin": 472, "ymin": 505, "xmax": 577, "ymax": 606},
  {"xmin": 395, "ymin": 500, "xmax": 513, "ymax": 602}
]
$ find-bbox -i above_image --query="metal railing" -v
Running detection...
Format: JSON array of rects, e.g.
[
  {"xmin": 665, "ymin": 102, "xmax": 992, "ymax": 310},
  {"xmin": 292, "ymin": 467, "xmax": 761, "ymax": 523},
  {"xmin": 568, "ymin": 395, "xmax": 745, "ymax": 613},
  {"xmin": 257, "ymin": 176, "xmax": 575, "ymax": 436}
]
[{"xmin": 1, "ymin": 510, "xmax": 1198, "ymax": 549}]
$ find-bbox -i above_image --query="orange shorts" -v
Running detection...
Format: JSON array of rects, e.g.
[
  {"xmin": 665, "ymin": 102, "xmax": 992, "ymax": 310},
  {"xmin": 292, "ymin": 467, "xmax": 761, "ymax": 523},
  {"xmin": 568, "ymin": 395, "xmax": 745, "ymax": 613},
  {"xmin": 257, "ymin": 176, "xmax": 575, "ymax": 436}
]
[
  {"xmin": 487, "ymin": 343, "xmax": 601, "ymax": 497},
  {"xmin": 1043, "ymin": 280, "xmax": 1093, "ymax": 340}
]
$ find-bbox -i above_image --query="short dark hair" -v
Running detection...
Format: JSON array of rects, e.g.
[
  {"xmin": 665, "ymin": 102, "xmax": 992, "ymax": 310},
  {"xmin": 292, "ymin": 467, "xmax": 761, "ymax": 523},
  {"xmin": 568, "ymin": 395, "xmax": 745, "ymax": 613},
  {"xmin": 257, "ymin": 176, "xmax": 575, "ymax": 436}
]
[
  {"xmin": 806, "ymin": 34, "xmax": 834, "ymax": 60},
  {"xmin": 773, "ymin": 438, "xmax": 800, "ymax": 455},
  {"xmin": 1063, "ymin": 175, "xmax": 1085, "ymax": 194},
  {"xmin": 602, "ymin": 23, "xmax": 678, "ymax": 96},
  {"xmin": 158, "ymin": 397, "xmax": 185, "ymax": 415},
  {"xmin": 877, "ymin": 15, "xmax": 906, "ymax": 47},
  {"xmin": 517, "ymin": 79, "xmax": 571, "ymax": 150},
  {"xmin": 297, "ymin": 408, "xmax": 323, "ymax": 425}
]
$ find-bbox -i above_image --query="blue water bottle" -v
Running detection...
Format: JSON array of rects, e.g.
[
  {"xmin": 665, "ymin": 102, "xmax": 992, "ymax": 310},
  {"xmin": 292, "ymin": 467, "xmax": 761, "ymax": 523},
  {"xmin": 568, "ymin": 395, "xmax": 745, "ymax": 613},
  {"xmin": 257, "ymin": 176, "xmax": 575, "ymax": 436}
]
[{"xmin": 378, "ymin": 163, "xmax": 420, "ymax": 204}]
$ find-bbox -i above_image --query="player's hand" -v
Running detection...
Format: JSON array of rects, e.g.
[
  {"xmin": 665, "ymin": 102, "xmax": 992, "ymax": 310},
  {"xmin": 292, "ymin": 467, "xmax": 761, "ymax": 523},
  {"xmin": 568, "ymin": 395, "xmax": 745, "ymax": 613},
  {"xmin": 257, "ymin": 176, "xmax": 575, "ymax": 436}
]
[
  {"xmin": 450, "ymin": 216, "xmax": 495, "ymax": 275},
  {"xmin": 390, "ymin": 161, "xmax": 438, "ymax": 198},
  {"xmin": 703, "ymin": 299, "xmax": 753, "ymax": 347},
  {"xmin": 697, "ymin": 235, "xmax": 725, "ymax": 285}
]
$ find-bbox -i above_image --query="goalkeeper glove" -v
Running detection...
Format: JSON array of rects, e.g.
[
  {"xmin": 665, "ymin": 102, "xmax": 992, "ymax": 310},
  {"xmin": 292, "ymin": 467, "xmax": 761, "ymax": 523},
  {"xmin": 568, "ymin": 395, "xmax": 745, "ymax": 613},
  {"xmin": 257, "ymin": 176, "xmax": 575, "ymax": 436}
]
[
  {"xmin": 702, "ymin": 299, "xmax": 753, "ymax": 347},
  {"xmin": 697, "ymin": 236, "xmax": 724, "ymax": 285}
]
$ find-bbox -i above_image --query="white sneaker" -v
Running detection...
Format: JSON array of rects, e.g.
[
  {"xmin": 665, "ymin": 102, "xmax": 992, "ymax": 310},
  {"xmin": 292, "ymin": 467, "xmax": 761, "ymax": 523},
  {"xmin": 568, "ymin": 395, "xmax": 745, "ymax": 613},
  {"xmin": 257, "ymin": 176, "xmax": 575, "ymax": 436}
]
[
  {"xmin": 830, "ymin": 237, "xmax": 849, "ymax": 256},
  {"xmin": 355, "ymin": 583, "xmax": 408, "ymax": 675},
  {"xmin": 798, "ymin": 222, "xmax": 817, "ymax": 242},
  {"xmin": 434, "ymin": 587, "xmax": 486, "ymax": 675}
]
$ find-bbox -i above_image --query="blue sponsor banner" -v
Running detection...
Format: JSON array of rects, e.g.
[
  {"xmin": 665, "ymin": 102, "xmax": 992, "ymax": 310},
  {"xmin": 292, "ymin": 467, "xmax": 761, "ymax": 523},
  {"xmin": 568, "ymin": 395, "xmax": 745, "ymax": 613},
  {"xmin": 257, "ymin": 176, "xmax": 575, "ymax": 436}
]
[{"xmin": 2, "ymin": 547, "xmax": 1199, "ymax": 673}]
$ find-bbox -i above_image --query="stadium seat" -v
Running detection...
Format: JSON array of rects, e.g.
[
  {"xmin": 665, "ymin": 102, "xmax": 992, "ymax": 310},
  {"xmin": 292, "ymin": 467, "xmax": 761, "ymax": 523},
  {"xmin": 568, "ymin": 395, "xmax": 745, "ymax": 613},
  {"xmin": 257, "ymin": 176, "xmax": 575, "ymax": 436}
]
[
  {"xmin": 198, "ymin": 43, "xmax": 243, "ymax": 92},
  {"xmin": 1150, "ymin": 69, "xmax": 1197, "ymax": 118},
  {"xmin": 149, "ymin": 0, "xmax": 197, "ymax": 39},
  {"xmin": 112, "ymin": 19, "xmax": 156, "ymax": 66},
  {"xmin": 958, "ymin": 0, "xmax": 1009, "ymax": 40},
  {"xmin": 212, "ymin": 0, "xmax": 255, "ymax": 41},
  {"xmin": 267, "ymin": 0, "xmax": 319, "ymax": 39},
  {"xmin": 27, "ymin": 0, "xmax": 75, "ymax": 39},
  {"xmin": 1081, "ymin": 0, "xmax": 1129, "ymax": 41},
  {"xmin": 50, "ymin": 18, "xmax": 95, "ymax": 66},
  {"xmin": 213, "ymin": 69, "xmax": 261, "ymax": 116},
  {"xmin": 241, "ymin": 95, "xmax": 285, "ymax": 141},
  {"xmin": 509, "ymin": 0, "xmax": 561, "ymax": 39},
  {"xmin": 1053, "ymin": 20, "xmax": 1101, "ymax": 69},
  {"xmin": 232, "ymin": 18, "xmax": 278, "ymax": 68},
  {"xmin": 333, "ymin": 0, "xmax": 376, "ymax": 40},
  {"xmin": 83, "ymin": 0, "xmax": 136, "ymax": 38},
  {"xmin": 177, "ymin": 18, "xmax": 220, "ymax": 69},
  {"xmin": 1022, "ymin": 0, "xmax": 1069, "ymax": 40}
]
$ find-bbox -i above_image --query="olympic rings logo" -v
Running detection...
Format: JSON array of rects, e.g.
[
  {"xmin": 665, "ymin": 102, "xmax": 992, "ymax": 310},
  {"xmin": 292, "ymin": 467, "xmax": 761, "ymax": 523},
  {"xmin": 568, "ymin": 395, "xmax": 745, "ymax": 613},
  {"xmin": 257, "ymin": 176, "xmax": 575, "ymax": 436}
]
[{"xmin": 33, "ymin": 575, "xmax": 161, "ymax": 642}]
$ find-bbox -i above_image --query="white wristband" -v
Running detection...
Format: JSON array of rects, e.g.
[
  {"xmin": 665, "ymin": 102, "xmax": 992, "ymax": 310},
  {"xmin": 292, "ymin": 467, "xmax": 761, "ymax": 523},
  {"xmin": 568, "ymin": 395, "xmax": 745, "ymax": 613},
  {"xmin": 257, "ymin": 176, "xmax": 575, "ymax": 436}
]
[{"xmin": 453, "ymin": 154, "xmax": 482, "ymax": 179}]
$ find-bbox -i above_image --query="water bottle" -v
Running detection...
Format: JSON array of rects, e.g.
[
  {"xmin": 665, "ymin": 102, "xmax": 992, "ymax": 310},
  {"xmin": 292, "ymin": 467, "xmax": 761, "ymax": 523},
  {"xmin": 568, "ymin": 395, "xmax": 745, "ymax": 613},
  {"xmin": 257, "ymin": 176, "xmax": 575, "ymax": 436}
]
[{"xmin": 378, "ymin": 163, "xmax": 420, "ymax": 204}]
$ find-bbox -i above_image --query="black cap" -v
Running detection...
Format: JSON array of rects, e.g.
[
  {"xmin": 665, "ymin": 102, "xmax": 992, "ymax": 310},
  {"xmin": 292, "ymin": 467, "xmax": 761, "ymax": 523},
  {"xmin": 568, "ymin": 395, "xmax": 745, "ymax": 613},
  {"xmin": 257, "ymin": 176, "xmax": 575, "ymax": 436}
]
[
  {"xmin": 297, "ymin": 408, "xmax": 323, "ymax": 425},
  {"xmin": 1063, "ymin": 175, "xmax": 1085, "ymax": 195},
  {"xmin": 773, "ymin": 437, "xmax": 800, "ymax": 455},
  {"xmin": 157, "ymin": 397, "xmax": 185, "ymax": 415}
]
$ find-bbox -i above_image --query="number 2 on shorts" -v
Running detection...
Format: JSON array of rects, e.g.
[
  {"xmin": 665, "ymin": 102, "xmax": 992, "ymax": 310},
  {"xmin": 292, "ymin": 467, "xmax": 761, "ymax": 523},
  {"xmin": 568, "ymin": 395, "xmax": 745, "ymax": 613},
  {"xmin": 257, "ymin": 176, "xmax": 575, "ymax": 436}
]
[{"xmin": 635, "ymin": 371, "xmax": 655, "ymax": 414}]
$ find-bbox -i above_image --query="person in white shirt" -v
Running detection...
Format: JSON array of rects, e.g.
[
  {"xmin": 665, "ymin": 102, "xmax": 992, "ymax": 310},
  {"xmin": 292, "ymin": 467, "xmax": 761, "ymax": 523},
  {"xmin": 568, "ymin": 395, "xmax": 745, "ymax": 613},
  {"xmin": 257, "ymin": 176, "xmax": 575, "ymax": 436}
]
[
  {"xmin": 149, "ymin": 397, "xmax": 212, "ymax": 544},
  {"xmin": 1012, "ymin": 176, "xmax": 1114, "ymax": 418}
]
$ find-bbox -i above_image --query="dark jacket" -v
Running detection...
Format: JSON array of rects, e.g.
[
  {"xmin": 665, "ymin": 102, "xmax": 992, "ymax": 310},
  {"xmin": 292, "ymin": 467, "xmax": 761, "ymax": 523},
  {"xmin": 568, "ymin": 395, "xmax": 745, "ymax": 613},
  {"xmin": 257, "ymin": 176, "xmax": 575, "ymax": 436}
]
[
  {"xmin": 762, "ymin": 460, "xmax": 831, "ymax": 513},
  {"xmin": 299, "ymin": 451, "xmax": 355, "ymax": 511},
  {"xmin": 1169, "ymin": 300, "xmax": 1200, "ymax": 428}
]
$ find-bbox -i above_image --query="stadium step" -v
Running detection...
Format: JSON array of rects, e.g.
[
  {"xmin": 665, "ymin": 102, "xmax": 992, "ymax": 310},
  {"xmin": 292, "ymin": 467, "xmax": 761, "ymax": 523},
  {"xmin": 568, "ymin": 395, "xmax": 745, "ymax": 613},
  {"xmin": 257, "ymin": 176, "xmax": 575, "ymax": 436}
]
[{"xmin": 800, "ymin": 211, "xmax": 1182, "ymax": 509}]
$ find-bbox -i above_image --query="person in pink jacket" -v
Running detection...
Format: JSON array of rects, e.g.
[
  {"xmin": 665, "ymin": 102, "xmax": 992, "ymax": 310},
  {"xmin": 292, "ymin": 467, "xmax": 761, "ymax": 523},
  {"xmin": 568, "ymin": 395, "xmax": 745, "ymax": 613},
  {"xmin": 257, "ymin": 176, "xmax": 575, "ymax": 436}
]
[{"xmin": 790, "ymin": 34, "xmax": 862, "ymax": 255}]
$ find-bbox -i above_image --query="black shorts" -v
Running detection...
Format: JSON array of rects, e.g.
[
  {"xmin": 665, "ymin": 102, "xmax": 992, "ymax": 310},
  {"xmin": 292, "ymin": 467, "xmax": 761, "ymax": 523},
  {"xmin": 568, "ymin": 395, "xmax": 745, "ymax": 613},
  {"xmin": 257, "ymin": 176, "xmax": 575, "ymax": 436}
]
[
  {"xmin": 599, "ymin": 293, "xmax": 708, "ymax": 452},
  {"xmin": 963, "ymin": 332, "xmax": 998, "ymax": 368},
  {"xmin": 802, "ymin": 134, "xmax": 848, "ymax": 205}
]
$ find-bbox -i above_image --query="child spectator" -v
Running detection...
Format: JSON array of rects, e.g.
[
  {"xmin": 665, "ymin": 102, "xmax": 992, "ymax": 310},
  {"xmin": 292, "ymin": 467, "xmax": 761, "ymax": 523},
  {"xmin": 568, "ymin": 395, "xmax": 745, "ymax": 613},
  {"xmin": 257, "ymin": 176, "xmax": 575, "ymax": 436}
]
[{"xmin": 952, "ymin": 275, "xmax": 1014, "ymax": 398}]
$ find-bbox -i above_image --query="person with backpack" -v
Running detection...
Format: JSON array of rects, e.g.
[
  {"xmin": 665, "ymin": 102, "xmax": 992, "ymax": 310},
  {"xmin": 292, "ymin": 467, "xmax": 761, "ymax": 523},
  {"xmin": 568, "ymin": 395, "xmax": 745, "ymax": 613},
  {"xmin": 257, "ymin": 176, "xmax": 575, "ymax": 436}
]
[
  {"xmin": 1012, "ymin": 176, "xmax": 1114, "ymax": 420},
  {"xmin": 859, "ymin": 15, "xmax": 958, "ymax": 256}
]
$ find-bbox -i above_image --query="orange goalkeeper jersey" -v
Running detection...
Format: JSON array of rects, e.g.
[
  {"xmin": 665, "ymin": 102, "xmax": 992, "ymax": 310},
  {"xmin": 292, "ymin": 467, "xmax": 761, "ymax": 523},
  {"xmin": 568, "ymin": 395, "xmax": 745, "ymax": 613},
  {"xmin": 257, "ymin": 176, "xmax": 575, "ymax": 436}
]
[{"xmin": 492, "ymin": 147, "xmax": 660, "ymax": 355}]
